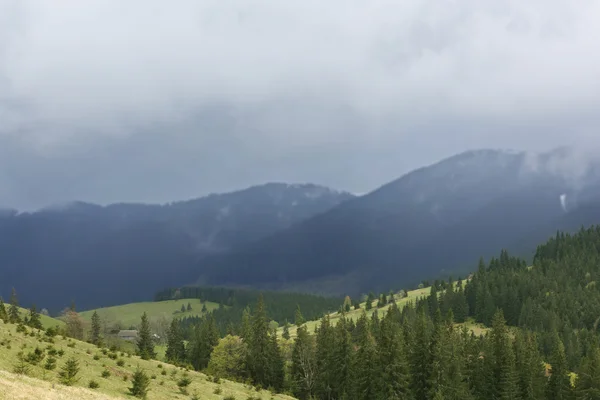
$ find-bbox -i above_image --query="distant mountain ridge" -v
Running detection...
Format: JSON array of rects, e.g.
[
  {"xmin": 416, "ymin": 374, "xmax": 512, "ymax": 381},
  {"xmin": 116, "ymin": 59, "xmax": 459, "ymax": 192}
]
[
  {"xmin": 0, "ymin": 183, "xmax": 353, "ymax": 311},
  {"xmin": 196, "ymin": 147, "xmax": 600, "ymax": 295}
]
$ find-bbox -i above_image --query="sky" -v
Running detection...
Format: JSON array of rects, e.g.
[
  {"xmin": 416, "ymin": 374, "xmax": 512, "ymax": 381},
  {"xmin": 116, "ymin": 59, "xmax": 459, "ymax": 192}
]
[{"xmin": 1, "ymin": 0, "xmax": 600, "ymax": 210}]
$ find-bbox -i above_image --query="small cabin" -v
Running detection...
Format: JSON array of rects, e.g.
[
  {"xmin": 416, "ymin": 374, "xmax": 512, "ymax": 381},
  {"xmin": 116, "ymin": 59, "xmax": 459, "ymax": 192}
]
[{"xmin": 117, "ymin": 330, "xmax": 138, "ymax": 342}]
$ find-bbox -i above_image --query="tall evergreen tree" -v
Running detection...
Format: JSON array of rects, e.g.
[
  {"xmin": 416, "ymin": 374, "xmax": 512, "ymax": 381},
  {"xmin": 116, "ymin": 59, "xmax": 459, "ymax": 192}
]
[
  {"xmin": 546, "ymin": 332, "xmax": 573, "ymax": 400},
  {"xmin": 90, "ymin": 311, "xmax": 102, "ymax": 346},
  {"xmin": 352, "ymin": 325, "xmax": 379, "ymax": 400},
  {"xmin": 165, "ymin": 318, "xmax": 186, "ymax": 364},
  {"xmin": 246, "ymin": 294, "xmax": 283, "ymax": 389},
  {"xmin": 379, "ymin": 307, "xmax": 412, "ymax": 400},
  {"xmin": 282, "ymin": 320, "xmax": 291, "ymax": 340},
  {"xmin": 575, "ymin": 345, "xmax": 600, "ymax": 400},
  {"xmin": 331, "ymin": 317, "xmax": 353, "ymax": 399},
  {"xmin": 514, "ymin": 331, "xmax": 545, "ymax": 400},
  {"xmin": 410, "ymin": 308, "xmax": 432, "ymax": 400},
  {"xmin": 27, "ymin": 304, "xmax": 43, "ymax": 330},
  {"xmin": 295, "ymin": 304, "xmax": 305, "ymax": 327},
  {"xmin": 0, "ymin": 297, "xmax": 7, "ymax": 322},
  {"xmin": 314, "ymin": 315, "xmax": 335, "ymax": 399},
  {"xmin": 291, "ymin": 325, "xmax": 317, "ymax": 399},
  {"xmin": 8, "ymin": 288, "xmax": 21, "ymax": 323},
  {"xmin": 136, "ymin": 312, "xmax": 156, "ymax": 360},
  {"xmin": 490, "ymin": 309, "xmax": 518, "ymax": 400}
]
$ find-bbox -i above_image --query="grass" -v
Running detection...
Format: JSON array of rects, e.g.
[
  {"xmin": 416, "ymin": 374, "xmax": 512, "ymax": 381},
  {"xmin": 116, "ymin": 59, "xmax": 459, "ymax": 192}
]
[
  {"xmin": 278, "ymin": 281, "xmax": 490, "ymax": 338},
  {"xmin": 0, "ymin": 319, "xmax": 296, "ymax": 400},
  {"xmin": 79, "ymin": 299, "xmax": 220, "ymax": 329},
  {"xmin": 16, "ymin": 307, "xmax": 65, "ymax": 330}
]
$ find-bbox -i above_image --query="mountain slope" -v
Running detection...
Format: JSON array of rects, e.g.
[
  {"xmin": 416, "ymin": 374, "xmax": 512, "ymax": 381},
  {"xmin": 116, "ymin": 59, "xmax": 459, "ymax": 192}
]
[
  {"xmin": 0, "ymin": 183, "xmax": 353, "ymax": 312},
  {"xmin": 197, "ymin": 148, "xmax": 600, "ymax": 295}
]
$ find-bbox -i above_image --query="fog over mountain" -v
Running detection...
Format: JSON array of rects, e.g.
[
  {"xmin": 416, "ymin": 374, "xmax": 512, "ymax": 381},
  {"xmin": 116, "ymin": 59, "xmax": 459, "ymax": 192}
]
[{"xmin": 1, "ymin": 1, "xmax": 600, "ymax": 209}]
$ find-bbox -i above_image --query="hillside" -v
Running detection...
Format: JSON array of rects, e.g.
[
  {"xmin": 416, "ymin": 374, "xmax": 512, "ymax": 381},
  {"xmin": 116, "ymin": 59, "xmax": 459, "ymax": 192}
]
[
  {"xmin": 0, "ymin": 320, "xmax": 295, "ymax": 400},
  {"xmin": 16, "ymin": 307, "xmax": 65, "ymax": 331},
  {"xmin": 0, "ymin": 183, "xmax": 352, "ymax": 312},
  {"xmin": 197, "ymin": 148, "xmax": 600, "ymax": 295},
  {"xmin": 79, "ymin": 299, "xmax": 220, "ymax": 332}
]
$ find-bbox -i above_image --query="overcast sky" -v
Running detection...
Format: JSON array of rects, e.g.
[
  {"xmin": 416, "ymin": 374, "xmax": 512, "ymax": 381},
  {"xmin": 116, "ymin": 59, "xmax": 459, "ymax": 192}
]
[{"xmin": 1, "ymin": 0, "xmax": 600, "ymax": 210}]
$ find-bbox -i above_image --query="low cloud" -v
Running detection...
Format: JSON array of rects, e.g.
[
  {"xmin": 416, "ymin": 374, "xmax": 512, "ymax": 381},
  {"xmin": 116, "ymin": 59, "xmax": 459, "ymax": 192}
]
[{"xmin": 1, "ymin": 0, "xmax": 600, "ymax": 209}]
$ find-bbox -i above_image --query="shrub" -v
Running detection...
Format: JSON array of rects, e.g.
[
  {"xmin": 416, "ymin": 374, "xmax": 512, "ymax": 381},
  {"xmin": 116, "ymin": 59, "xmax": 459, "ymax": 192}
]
[
  {"xmin": 117, "ymin": 359, "xmax": 125, "ymax": 367},
  {"xmin": 88, "ymin": 380, "xmax": 100, "ymax": 389},
  {"xmin": 57, "ymin": 349, "xmax": 65, "ymax": 357},
  {"xmin": 129, "ymin": 367, "xmax": 150, "ymax": 399},
  {"xmin": 161, "ymin": 369, "xmax": 167, "ymax": 376},
  {"xmin": 223, "ymin": 396, "xmax": 236, "ymax": 400},
  {"xmin": 67, "ymin": 342, "xmax": 75, "ymax": 348},
  {"xmin": 177, "ymin": 375, "xmax": 192, "ymax": 394},
  {"xmin": 214, "ymin": 387, "xmax": 223, "ymax": 395},
  {"xmin": 93, "ymin": 354, "xmax": 100, "ymax": 360},
  {"xmin": 101, "ymin": 369, "xmax": 111, "ymax": 378},
  {"xmin": 58, "ymin": 357, "xmax": 80, "ymax": 386},
  {"xmin": 44, "ymin": 357, "xmax": 57, "ymax": 371}
]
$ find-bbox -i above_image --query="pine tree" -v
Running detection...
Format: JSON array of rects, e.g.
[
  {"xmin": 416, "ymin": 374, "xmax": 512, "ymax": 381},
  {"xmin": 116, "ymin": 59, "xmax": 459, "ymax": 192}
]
[
  {"xmin": 187, "ymin": 302, "xmax": 192, "ymax": 312},
  {"xmin": 58, "ymin": 357, "xmax": 80, "ymax": 386},
  {"xmin": 8, "ymin": 288, "xmax": 21, "ymax": 323},
  {"xmin": 514, "ymin": 331, "xmax": 545, "ymax": 400},
  {"xmin": 0, "ymin": 297, "xmax": 7, "ymax": 322},
  {"xmin": 247, "ymin": 294, "xmax": 283, "ymax": 389},
  {"xmin": 165, "ymin": 318, "xmax": 186, "ymax": 364},
  {"xmin": 295, "ymin": 304, "xmax": 305, "ymax": 327},
  {"xmin": 352, "ymin": 325, "xmax": 379, "ymax": 400},
  {"xmin": 291, "ymin": 325, "xmax": 317, "ymax": 399},
  {"xmin": 547, "ymin": 332, "xmax": 573, "ymax": 400},
  {"xmin": 241, "ymin": 306, "xmax": 252, "ymax": 341},
  {"xmin": 314, "ymin": 315, "xmax": 335, "ymax": 399},
  {"xmin": 410, "ymin": 308, "xmax": 432, "ymax": 400},
  {"xmin": 366, "ymin": 292, "xmax": 375, "ymax": 310},
  {"xmin": 27, "ymin": 304, "xmax": 43, "ymax": 330},
  {"xmin": 282, "ymin": 320, "xmax": 291, "ymax": 340},
  {"xmin": 180, "ymin": 304, "xmax": 186, "ymax": 313},
  {"xmin": 379, "ymin": 308, "xmax": 412, "ymax": 399},
  {"xmin": 129, "ymin": 366, "xmax": 151, "ymax": 399},
  {"xmin": 137, "ymin": 312, "xmax": 156, "ymax": 360},
  {"xmin": 90, "ymin": 311, "xmax": 102, "ymax": 346},
  {"xmin": 490, "ymin": 309, "xmax": 518, "ymax": 400},
  {"xmin": 331, "ymin": 317, "xmax": 353, "ymax": 399},
  {"xmin": 575, "ymin": 345, "xmax": 600, "ymax": 400}
]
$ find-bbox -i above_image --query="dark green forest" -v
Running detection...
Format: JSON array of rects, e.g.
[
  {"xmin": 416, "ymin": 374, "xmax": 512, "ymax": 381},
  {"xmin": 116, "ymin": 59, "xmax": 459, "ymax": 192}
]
[
  {"xmin": 155, "ymin": 286, "xmax": 342, "ymax": 336},
  {"xmin": 161, "ymin": 225, "xmax": 600, "ymax": 399}
]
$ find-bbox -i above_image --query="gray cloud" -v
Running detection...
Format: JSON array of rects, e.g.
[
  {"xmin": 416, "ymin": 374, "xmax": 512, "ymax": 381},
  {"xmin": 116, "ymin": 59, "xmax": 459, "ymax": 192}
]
[{"xmin": 1, "ymin": 0, "xmax": 600, "ymax": 209}]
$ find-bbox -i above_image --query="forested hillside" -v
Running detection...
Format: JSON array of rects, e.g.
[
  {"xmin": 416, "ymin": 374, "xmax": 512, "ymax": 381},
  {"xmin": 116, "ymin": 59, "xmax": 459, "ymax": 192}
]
[
  {"xmin": 0, "ymin": 183, "xmax": 352, "ymax": 312},
  {"xmin": 197, "ymin": 148, "xmax": 600, "ymax": 297}
]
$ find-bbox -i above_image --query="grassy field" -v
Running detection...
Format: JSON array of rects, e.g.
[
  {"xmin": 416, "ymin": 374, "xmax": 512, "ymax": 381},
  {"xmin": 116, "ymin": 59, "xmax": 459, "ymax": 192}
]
[
  {"xmin": 16, "ymin": 307, "xmax": 65, "ymax": 330},
  {"xmin": 278, "ymin": 281, "xmax": 490, "ymax": 338},
  {"xmin": 79, "ymin": 299, "xmax": 220, "ymax": 329},
  {"xmin": 0, "ymin": 320, "xmax": 295, "ymax": 400}
]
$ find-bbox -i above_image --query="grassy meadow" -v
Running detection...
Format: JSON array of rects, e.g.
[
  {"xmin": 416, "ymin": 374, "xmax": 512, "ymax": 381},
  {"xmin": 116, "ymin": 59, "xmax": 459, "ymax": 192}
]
[
  {"xmin": 17, "ymin": 307, "xmax": 65, "ymax": 330},
  {"xmin": 0, "ymin": 319, "xmax": 295, "ymax": 400},
  {"xmin": 278, "ymin": 281, "xmax": 489, "ymax": 338},
  {"xmin": 80, "ymin": 299, "xmax": 220, "ymax": 329}
]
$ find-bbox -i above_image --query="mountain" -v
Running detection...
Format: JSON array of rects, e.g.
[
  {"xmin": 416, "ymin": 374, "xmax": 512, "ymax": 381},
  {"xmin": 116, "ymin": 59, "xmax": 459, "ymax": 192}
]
[
  {"xmin": 197, "ymin": 148, "xmax": 600, "ymax": 295},
  {"xmin": 0, "ymin": 183, "xmax": 353, "ymax": 312}
]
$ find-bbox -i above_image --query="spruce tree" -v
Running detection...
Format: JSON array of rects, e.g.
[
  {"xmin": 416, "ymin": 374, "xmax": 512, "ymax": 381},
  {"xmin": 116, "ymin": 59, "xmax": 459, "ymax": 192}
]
[
  {"xmin": 379, "ymin": 308, "xmax": 412, "ymax": 399},
  {"xmin": 295, "ymin": 304, "xmax": 305, "ymax": 327},
  {"xmin": 136, "ymin": 312, "xmax": 156, "ymax": 360},
  {"xmin": 187, "ymin": 302, "xmax": 192, "ymax": 311},
  {"xmin": 27, "ymin": 304, "xmax": 43, "ymax": 330},
  {"xmin": 314, "ymin": 315, "xmax": 336, "ymax": 399},
  {"xmin": 575, "ymin": 345, "xmax": 600, "ymax": 399},
  {"xmin": 241, "ymin": 306, "xmax": 252, "ymax": 341},
  {"xmin": 247, "ymin": 294, "xmax": 275, "ymax": 387},
  {"xmin": 90, "ymin": 311, "xmax": 102, "ymax": 346},
  {"xmin": 352, "ymin": 326, "xmax": 379, "ymax": 400},
  {"xmin": 291, "ymin": 325, "xmax": 316, "ymax": 399},
  {"xmin": 180, "ymin": 304, "xmax": 186, "ymax": 313},
  {"xmin": 8, "ymin": 288, "xmax": 21, "ymax": 323},
  {"xmin": 410, "ymin": 308, "xmax": 432, "ymax": 400},
  {"xmin": 546, "ymin": 332, "xmax": 573, "ymax": 400},
  {"xmin": 514, "ymin": 331, "xmax": 545, "ymax": 400},
  {"xmin": 331, "ymin": 317, "xmax": 353, "ymax": 399},
  {"xmin": 165, "ymin": 318, "xmax": 186, "ymax": 364},
  {"xmin": 129, "ymin": 366, "xmax": 151, "ymax": 399},
  {"xmin": 58, "ymin": 357, "xmax": 80, "ymax": 386},
  {"xmin": 0, "ymin": 297, "xmax": 7, "ymax": 322},
  {"xmin": 490, "ymin": 309, "xmax": 518, "ymax": 400},
  {"xmin": 282, "ymin": 320, "xmax": 291, "ymax": 340}
]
